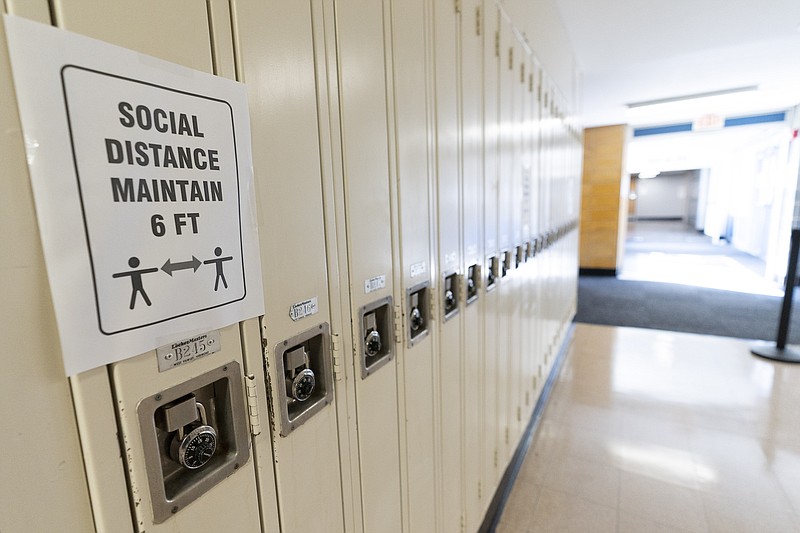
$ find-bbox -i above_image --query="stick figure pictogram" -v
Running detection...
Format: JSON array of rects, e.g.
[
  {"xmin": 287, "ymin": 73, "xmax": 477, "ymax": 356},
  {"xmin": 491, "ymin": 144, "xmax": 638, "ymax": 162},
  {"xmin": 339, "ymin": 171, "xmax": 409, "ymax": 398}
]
[
  {"xmin": 112, "ymin": 257, "xmax": 159, "ymax": 309},
  {"xmin": 204, "ymin": 247, "xmax": 233, "ymax": 291}
]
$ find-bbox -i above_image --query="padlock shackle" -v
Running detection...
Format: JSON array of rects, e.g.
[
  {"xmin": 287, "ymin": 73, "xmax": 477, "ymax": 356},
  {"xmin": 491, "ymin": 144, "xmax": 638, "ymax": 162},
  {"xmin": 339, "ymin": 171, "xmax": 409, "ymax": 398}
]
[{"xmin": 196, "ymin": 401, "xmax": 208, "ymax": 425}]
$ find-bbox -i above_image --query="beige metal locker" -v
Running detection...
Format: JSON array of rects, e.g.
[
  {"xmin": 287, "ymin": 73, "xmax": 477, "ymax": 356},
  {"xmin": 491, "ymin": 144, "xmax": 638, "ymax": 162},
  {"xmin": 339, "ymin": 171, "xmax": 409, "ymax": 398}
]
[
  {"xmin": 540, "ymin": 77, "xmax": 556, "ymax": 368},
  {"xmin": 0, "ymin": 6, "xmax": 97, "ymax": 532},
  {"xmin": 3, "ymin": 1, "xmax": 271, "ymax": 531},
  {"xmin": 481, "ymin": 3, "xmax": 502, "ymax": 499},
  {"xmin": 459, "ymin": 1, "xmax": 485, "ymax": 531},
  {"xmin": 327, "ymin": 0, "xmax": 404, "ymax": 530},
  {"xmin": 59, "ymin": 1, "xmax": 264, "ymax": 530},
  {"xmin": 507, "ymin": 38, "xmax": 525, "ymax": 445},
  {"xmin": 528, "ymin": 58, "xmax": 544, "ymax": 413},
  {"xmin": 533, "ymin": 60, "xmax": 547, "ymax": 390},
  {"xmin": 432, "ymin": 0, "xmax": 465, "ymax": 530},
  {"xmin": 386, "ymin": 0, "xmax": 438, "ymax": 530},
  {"xmin": 519, "ymin": 53, "xmax": 537, "ymax": 423},
  {"xmin": 2, "ymin": 1, "xmax": 585, "ymax": 531},
  {"xmin": 230, "ymin": 1, "xmax": 346, "ymax": 532},
  {"xmin": 496, "ymin": 16, "xmax": 516, "ymax": 468}
]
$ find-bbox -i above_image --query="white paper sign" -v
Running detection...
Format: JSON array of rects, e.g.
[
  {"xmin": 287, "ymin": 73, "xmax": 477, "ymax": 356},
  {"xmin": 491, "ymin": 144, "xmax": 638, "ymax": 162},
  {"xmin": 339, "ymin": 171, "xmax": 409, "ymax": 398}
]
[{"xmin": 4, "ymin": 16, "xmax": 264, "ymax": 375}]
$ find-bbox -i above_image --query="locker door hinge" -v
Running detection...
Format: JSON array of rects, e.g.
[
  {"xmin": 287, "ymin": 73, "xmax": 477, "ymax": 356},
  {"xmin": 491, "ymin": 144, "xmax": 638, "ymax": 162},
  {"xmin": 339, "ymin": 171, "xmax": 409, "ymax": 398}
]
[
  {"xmin": 454, "ymin": 0, "xmax": 461, "ymax": 14},
  {"xmin": 494, "ymin": 31, "xmax": 500, "ymax": 58},
  {"xmin": 537, "ymin": 82, "xmax": 542, "ymax": 103},
  {"xmin": 525, "ymin": 391, "xmax": 530, "ymax": 406},
  {"xmin": 475, "ymin": 6, "xmax": 481, "ymax": 36},
  {"xmin": 493, "ymin": 449, "xmax": 498, "ymax": 467},
  {"xmin": 478, "ymin": 480, "xmax": 482, "ymax": 500},
  {"xmin": 528, "ymin": 73, "xmax": 533, "ymax": 93},
  {"xmin": 332, "ymin": 333, "xmax": 344, "ymax": 381},
  {"xmin": 393, "ymin": 304, "xmax": 403, "ymax": 344},
  {"xmin": 508, "ymin": 47, "xmax": 513, "ymax": 70},
  {"xmin": 461, "ymin": 514, "xmax": 466, "ymax": 533},
  {"xmin": 505, "ymin": 427, "xmax": 510, "ymax": 444},
  {"xmin": 520, "ymin": 63, "xmax": 525, "ymax": 83},
  {"xmin": 532, "ymin": 375, "xmax": 538, "ymax": 390},
  {"xmin": 245, "ymin": 374, "xmax": 261, "ymax": 436}
]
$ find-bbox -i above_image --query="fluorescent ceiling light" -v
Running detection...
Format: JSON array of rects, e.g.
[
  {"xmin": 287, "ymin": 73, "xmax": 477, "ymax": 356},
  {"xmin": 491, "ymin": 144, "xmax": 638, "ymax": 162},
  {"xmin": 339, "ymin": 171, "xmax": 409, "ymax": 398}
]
[{"xmin": 627, "ymin": 86, "xmax": 759, "ymax": 109}]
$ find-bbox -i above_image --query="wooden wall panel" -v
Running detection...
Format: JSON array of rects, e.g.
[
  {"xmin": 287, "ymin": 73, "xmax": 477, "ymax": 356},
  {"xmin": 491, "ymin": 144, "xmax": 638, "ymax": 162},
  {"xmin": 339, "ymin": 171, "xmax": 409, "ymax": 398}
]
[{"xmin": 579, "ymin": 125, "xmax": 628, "ymax": 271}]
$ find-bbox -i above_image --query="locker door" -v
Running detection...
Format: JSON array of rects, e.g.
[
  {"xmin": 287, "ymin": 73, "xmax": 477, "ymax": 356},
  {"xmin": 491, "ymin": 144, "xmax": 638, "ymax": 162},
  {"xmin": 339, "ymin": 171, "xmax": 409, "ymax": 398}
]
[
  {"xmin": 496, "ymin": 17, "xmax": 515, "ymax": 467},
  {"xmin": 230, "ymin": 1, "xmax": 344, "ymax": 532},
  {"xmin": 0, "ymin": 6, "xmax": 96, "ymax": 532},
  {"xmin": 527, "ymin": 58, "xmax": 543, "ymax": 410},
  {"xmin": 460, "ymin": 1, "xmax": 484, "ymax": 531},
  {"xmin": 544, "ymin": 80, "xmax": 558, "ymax": 373},
  {"xmin": 332, "ymin": 1, "xmax": 404, "ymax": 531},
  {"xmin": 388, "ymin": 0, "xmax": 438, "ymax": 531},
  {"xmin": 538, "ymin": 72, "xmax": 549, "ymax": 372},
  {"xmin": 508, "ymin": 39, "xmax": 525, "ymax": 444},
  {"xmin": 519, "ymin": 54, "xmax": 535, "ymax": 422},
  {"xmin": 540, "ymin": 78, "xmax": 555, "ymax": 368},
  {"xmin": 53, "ymin": 0, "xmax": 213, "ymax": 73},
  {"xmin": 433, "ymin": 1, "xmax": 465, "ymax": 530},
  {"xmin": 38, "ymin": 1, "xmax": 265, "ymax": 531},
  {"xmin": 481, "ymin": 3, "xmax": 501, "ymax": 496}
]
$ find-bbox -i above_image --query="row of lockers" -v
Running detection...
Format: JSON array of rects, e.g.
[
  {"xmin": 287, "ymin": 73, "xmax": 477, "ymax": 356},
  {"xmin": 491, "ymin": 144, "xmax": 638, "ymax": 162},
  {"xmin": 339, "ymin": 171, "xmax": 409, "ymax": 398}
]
[{"xmin": 0, "ymin": 0, "xmax": 582, "ymax": 532}]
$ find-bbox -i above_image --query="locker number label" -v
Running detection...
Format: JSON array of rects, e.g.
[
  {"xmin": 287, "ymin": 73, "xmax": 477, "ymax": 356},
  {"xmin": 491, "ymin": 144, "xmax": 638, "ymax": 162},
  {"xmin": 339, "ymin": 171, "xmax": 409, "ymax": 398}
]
[
  {"xmin": 289, "ymin": 297, "xmax": 319, "ymax": 321},
  {"xmin": 157, "ymin": 330, "xmax": 221, "ymax": 372},
  {"xmin": 364, "ymin": 275, "xmax": 387, "ymax": 294}
]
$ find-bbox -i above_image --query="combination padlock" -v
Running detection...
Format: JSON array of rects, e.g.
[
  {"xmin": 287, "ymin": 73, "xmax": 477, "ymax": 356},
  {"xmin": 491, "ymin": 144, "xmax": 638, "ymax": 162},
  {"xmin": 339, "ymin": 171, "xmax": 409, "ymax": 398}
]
[
  {"xmin": 288, "ymin": 368, "xmax": 316, "ymax": 402},
  {"xmin": 170, "ymin": 402, "xmax": 217, "ymax": 470},
  {"xmin": 365, "ymin": 329, "xmax": 382, "ymax": 357},
  {"xmin": 410, "ymin": 306, "xmax": 423, "ymax": 331},
  {"xmin": 284, "ymin": 345, "xmax": 316, "ymax": 402},
  {"xmin": 444, "ymin": 289, "xmax": 455, "ymax": 313}
]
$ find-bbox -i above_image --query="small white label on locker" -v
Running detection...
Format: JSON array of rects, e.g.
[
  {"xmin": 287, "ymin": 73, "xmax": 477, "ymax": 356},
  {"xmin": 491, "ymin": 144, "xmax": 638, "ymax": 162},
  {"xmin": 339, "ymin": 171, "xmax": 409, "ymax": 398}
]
[
  {"xmin": 289, "ymin": 297, "xmax": 319, "ymax": 321},
  {"xmin": 445, "ymin": 252, "xmax": 457, "ymax": 266},
  {"xmin": 157, "ymin": 330, "xmax": 221, "ymax": 372},
  {"xmin": 466, "ymin": 244, "xmax": 478, "ymax": 257},
  {"xmin": 364, "ymin": 275, "xmax": 387, "ymax": 294},
  {"xmin": 410, "ymin": 262, "xmax": 426, "ymax": 278}
]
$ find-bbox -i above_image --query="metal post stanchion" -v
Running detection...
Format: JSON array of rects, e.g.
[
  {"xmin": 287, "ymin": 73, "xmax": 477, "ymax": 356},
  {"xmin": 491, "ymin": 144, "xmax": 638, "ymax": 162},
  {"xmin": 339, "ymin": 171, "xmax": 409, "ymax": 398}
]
[
  {"xmin": 751, "ymin": 229, "xmax": 800, "ymax": 362},
  {"xmin": 752, "ymin": 143, "xmax": 800, "ymax": 362}
]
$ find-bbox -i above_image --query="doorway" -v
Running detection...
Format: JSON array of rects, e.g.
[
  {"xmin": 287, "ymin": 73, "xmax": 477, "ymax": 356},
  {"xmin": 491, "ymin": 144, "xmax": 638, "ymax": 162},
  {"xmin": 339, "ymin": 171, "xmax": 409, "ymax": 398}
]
[{"xmin": 621, "ymin": 120, "xmax": 799, "ymax": 296}]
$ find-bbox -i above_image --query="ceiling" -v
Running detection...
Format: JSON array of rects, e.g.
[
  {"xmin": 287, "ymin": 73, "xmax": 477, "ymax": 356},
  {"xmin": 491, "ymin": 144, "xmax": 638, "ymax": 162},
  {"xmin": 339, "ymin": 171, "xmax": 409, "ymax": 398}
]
[{"xmin": 554, "ymin": 0, "xmax": 800, "ymax": 127}]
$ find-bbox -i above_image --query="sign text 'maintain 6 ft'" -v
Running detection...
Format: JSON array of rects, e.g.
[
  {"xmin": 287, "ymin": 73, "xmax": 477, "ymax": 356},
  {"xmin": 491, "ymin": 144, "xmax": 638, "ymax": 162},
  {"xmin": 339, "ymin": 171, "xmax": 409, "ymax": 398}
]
[{"xmin": 5, "ymin": 15, "xmax": 264, "ymax": 375}]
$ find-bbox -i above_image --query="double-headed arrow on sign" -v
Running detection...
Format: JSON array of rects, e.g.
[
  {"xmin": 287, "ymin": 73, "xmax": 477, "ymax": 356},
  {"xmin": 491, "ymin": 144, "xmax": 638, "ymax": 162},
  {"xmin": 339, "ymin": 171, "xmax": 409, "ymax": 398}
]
[{"xmin": 161, "ymin": 256, "xmax": 202, "ymax": 276}]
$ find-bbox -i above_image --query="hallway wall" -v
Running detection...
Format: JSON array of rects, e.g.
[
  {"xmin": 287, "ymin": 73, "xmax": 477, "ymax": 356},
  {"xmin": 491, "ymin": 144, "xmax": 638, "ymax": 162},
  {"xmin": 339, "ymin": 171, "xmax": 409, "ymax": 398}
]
[{"xmin": 579, "ymin": 124, "xmax": 629, "ymax": 272}]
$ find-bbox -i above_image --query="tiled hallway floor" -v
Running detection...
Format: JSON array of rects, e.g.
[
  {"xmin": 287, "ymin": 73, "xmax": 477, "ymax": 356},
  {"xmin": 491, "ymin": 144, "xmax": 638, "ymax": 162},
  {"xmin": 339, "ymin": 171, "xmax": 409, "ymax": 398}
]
[
  {"xmin": 498, "ymin": 324, "xmax": 800, "ymax": 532},
  {"xmin": 620, "ymin": 220, "xmax": 779, "ymax": 296}
]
